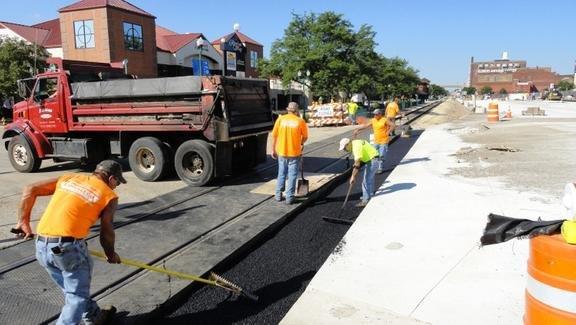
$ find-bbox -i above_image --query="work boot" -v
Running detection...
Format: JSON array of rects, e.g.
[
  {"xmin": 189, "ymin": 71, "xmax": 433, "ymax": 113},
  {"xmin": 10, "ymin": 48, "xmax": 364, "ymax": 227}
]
[
  {"xmin": 85, "ymin": 305, "xmax": 116, "ymax": 325},
  {"xmin": 355, "ymin": 201, "xmax": 368, "ymax": 208}
]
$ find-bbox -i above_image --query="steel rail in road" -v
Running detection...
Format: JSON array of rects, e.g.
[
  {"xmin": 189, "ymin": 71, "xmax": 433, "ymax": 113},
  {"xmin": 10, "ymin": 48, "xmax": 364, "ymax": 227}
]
[
  {"xmin": 0, "ymin": 100, "xmax": 441, "ymax": 276},
  {"xmin": 0, "ymin": 100, "xmax": 442, "ymax": 324}
]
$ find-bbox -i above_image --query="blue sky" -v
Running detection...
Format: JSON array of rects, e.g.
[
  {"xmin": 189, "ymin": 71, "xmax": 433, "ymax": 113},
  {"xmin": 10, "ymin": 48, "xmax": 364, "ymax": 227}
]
[{"xmin": 3, "ymin": 0, "xmax": 575, "ymax": 85}]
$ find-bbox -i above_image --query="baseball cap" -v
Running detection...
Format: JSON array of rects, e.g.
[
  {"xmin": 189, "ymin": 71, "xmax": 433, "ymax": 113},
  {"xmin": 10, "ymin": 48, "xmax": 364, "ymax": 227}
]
[
  {"xmin": 339, "ymin": 138, "xmax": 351, "ymax": 151},
  {"xmin": 96, "ymin": 160, "xmax": 127, "ymax": 184},
  {"xmin": 287, "ymin": 102, "xmax": 300, "ymax": 112},
  {"xmin": 373, "ymin": 109, "xmax": 383, "ymax": 115}
]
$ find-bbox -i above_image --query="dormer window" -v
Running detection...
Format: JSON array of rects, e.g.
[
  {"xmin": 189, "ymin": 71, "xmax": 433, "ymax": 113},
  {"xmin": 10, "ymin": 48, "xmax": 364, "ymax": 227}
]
[
  {"xmin": 74, "ymin": 20, "xmax": 95, "ymax": 49},
  {"xmin": 123, "ymin": 22, "xmax": 143, "ymax": 51}
]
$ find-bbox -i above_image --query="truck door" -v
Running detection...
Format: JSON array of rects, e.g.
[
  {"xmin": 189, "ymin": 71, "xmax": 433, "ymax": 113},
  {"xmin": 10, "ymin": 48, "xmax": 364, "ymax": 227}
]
[{"xmin": 29, "ymin": 76, "xmax": 67, "ymax": 133}]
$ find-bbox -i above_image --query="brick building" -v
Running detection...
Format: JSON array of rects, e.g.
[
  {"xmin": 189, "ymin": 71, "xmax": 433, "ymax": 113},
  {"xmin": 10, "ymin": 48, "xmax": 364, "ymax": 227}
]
[
  {"xmin": 0, "ymin": 0, "xmax": 264, "ymax": 78},
  {"xmin": 211, "ymin": 25, "xmax": 263, "ymax": 78},
  {"xmin": 469, "ymin": 52, "xmax": 564, "ymax": 94}
]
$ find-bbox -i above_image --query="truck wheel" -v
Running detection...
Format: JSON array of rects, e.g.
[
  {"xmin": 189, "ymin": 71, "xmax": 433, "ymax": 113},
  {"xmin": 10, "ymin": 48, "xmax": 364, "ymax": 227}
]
[
  {"xmin": 129, "ymin": 137, "xmax": 170, "ymax": 182},
  {"xmin": 174, "ymin": 140, "xmax": 213, "ymax": 186},
  {"xmin": 8, "ymin": 135, "xmax": 41, "ymax": 172}
]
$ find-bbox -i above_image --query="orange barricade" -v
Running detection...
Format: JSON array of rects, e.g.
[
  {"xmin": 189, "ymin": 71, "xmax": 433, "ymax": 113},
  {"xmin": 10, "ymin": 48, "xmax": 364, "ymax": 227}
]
[
  {"xmin": 525, "ymin": 235, "xmax": 576, "ymax": 324},
  {"xmin": 487, "ymin": 102, "xmax": 499, "ymax": 123}
]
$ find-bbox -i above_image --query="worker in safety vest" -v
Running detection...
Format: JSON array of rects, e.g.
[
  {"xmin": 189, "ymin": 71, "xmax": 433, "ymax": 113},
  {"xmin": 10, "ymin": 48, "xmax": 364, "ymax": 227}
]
[
  {"xmin": 339, "ymin": 137, "xmax": 379, "ymax": 207},
  {"xmin": 14, "ymin": 160, "xmax": 125, "ymax": 324},
  {"xmin": 352, "ymin": 108, "xmax": 393, "ymax": 174},
  {"xmin": 272, "ymin": 102, "xmax": 309, "ymax": 204}
]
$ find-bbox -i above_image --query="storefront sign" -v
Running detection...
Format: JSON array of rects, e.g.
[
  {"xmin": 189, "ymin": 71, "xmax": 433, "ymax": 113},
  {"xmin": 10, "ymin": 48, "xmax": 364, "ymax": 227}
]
[{"xmin": 227, "ymin": 52, "xmax": 237, "ymax": 71}]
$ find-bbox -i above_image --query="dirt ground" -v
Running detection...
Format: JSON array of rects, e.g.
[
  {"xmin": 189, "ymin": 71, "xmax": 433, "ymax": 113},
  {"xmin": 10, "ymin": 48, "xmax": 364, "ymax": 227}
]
[{"xmin": 412, "ymin": 99, "xmax": 576, "ymax": 200}]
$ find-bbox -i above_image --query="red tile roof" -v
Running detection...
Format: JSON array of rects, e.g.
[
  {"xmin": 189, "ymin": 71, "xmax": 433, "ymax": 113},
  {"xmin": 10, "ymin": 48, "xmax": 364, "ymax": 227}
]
[
  {"xmin": 32, "ymin": 19, "xmax": 61, "ymax": 48},
  {"xmin": 155, "ymin": 25, "xmax": 202, "ymax": 53},
  {"xmin": 0, "ymin": 21, "xmax": 50, "ymax": 45},
  {"xmin": 59, "ymin": 0, "xmax": 155, "ymax": 18},
  {"xmin": 212, "ymin": 31, "xmax": 262, "ymax": 47}
]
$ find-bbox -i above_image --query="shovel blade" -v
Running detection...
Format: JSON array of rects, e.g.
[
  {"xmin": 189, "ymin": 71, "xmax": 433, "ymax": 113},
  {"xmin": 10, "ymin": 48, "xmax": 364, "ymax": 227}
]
[{"xmin": 296, "ymin": 179, "xmax": 309, "ymax": 196}]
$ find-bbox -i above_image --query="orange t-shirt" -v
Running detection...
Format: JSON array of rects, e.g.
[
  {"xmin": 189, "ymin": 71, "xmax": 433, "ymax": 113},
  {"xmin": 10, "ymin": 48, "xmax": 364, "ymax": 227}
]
[
  {"xmin": 272, "ymin": 113, "xmax": 309, "ymax": 157},
  {"xmin": 385, "ymin": 101, "xmax": 400, "ymax": 119},
  {"xmin": 37, "ymin": 174, "xmax": 117, "ymax": 238},
  {"xmin": 371, "ymin": 117, "xmax": 390, "ymax": 144}
]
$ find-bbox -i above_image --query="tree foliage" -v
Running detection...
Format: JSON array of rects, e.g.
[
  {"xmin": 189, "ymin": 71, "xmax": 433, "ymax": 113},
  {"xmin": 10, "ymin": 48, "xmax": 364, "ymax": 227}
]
[
  {"xmin": 429, "ymin": 84, "xmax": 448, "ymax": 97},
  {"xmin": 259, "ymin": 12, "xmax": 420, "ymax": 101},
  {"xmin": 462, "ymin": 87, "xmax": 476, "ymax": 95},
  {"xmin": 499, "ymin": 88, "xmax": 508, "ymax": 95},
  {"xmin": 0, "ymin": 37, "xmax": 48, "ymax": 99},
  {"xmin": 557, "ymin": 80, "xmax": 574, "ymax": 91},
  {"xmin": 480, "ymin": 86, "xmax": 493, "ymax": 95}
]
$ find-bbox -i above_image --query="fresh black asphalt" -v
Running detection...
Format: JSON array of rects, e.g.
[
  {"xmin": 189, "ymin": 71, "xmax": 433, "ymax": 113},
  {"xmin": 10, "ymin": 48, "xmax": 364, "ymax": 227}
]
[{"xmin": 152, "ymin": 132, "xmax": 422, "ymax": 325}]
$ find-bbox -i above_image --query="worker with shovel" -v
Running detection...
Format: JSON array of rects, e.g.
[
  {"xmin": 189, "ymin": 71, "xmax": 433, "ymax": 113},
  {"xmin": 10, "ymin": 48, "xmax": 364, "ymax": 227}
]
[
  {"xmin": 13, "ymin": 160, "xmax": 124, "ymax": 325},
  {"xmin": 339, "ymin": 138, "xmax": 379, "ymax": 207},
  {"xmin": 272, "ymin": 102, "xmax": 309, "ymax": 205}
]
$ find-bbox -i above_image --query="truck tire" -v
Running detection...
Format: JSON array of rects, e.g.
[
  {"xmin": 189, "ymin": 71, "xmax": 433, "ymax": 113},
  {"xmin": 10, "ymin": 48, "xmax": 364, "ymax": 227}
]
[
  {"xmin": 8, "ymin": 135, "xmax": 41, "ymax": 172},
  {"xmin": 129, "ymin": 137, "xmax": 170, "ymax": 182},
  {"xmin": 174, "ymin": 140, "xmax": 214, "ymax": 186}
]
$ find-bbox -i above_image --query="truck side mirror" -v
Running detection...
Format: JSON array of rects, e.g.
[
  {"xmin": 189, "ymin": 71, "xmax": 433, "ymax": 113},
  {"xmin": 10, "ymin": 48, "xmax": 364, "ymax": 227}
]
[{"xmin": 17, "ymin": 80, "xmax": 28, "ymax": 99}]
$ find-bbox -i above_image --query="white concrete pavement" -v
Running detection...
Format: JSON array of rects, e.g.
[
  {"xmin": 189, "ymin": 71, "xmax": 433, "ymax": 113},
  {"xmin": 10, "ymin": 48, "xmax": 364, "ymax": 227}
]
[{"xmin": 282, "ymin": 102, "xmax": 575, "ymax": 324}]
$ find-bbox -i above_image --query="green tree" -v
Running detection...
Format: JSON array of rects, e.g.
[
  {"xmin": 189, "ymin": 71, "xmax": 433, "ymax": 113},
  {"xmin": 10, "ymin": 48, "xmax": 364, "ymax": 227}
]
[
  {"xmin": 557, "ymin": 80, "xmax": 574, "ymax": 91},
  {"xmin": 462, "ymin": 87, "xmax": 476, "ymax": 95},
  {"xmin": 480, "ymin": 86, "xmax": 493, "ymax": 95},
  {"xmin": 499, "ymin": 88, "xmax": 508, "ymax": 95},
  {"xmin": 430, "ymin": 84, "xmax": 448, "ymax": 97},
  {"xmin": 258, "ymin": 12, "xmax": 420, "ymax": 101},
  {"xmin": 0, "ymin": 37, "xmax": 48, "ymax": 99}
]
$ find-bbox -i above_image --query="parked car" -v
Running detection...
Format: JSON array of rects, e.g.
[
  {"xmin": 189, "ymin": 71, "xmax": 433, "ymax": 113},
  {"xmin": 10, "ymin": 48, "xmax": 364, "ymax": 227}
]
[{"xmin": 545, "ymin": 90, "xmax": 563, "ymax": 101}]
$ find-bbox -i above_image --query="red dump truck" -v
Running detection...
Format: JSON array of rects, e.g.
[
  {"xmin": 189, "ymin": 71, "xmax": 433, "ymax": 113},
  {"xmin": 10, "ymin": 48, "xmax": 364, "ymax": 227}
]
[{"xmin": 2, "ymin": 71, "xmax": 273, "ymax": 186}]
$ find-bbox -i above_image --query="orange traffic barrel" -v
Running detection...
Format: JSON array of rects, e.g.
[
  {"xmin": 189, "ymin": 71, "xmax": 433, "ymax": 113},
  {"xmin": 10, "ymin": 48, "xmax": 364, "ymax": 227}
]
[
  {"xmin": 487, "ymin": 102, "xmax": 499, "ymax": 123},
  {"xmin": 525, "ymin": 234, "xmax": 576, "ymax": 324}
]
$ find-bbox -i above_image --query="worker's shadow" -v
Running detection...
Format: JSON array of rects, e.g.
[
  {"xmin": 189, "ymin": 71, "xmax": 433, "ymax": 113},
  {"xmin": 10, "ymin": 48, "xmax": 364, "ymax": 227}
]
[
  {"xmin": 373, "ymin": 182, "xmax": 416, "ymax": 197},
  {"xmin": 139, "ymin": 270, "xmax": 316, "ymax": 324}
]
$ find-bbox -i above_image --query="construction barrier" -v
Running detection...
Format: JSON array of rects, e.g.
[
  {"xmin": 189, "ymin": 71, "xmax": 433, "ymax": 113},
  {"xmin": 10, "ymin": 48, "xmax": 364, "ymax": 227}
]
[
  {"xmin": 306, "ymin": 102, "xmax": 348, "ymax": 127},
  {"xmin": 487, "ymin": 102, "xmax": 499, "ymax": 123},
  {"xmin": 525, "ymin": 234, "xmax": 576, "ymax": 324}
]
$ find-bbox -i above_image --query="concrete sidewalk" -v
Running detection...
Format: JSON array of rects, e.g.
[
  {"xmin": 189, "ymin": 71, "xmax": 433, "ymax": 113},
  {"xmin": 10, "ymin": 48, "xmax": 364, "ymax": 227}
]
[{"xmin": 282, "ymin": 103, "xmax": 575, "ymax": 324}]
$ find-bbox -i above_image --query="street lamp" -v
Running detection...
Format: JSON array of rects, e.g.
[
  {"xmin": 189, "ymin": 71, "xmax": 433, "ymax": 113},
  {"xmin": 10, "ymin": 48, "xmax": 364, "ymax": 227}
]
[
  {"xmin": 196, "ymin": 38, "xmax": 204, "ymax": 77},
  {"xmin": 297, "ymin": 70, "xmax": 311, "ymax": 121},
  {"xmin": 220, "ymin": 37, "xmax": 226, "ymax": 76}
]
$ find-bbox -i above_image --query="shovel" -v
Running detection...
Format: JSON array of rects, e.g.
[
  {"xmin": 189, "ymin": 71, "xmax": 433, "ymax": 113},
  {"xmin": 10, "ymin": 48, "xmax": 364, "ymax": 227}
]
[
  {"xmin": 322, "ymin": 180, "xmax": 354, "ymax": 225},
  {"xmin": 296, "ymin": 156, "xmax": 309, "ymax": 196}
]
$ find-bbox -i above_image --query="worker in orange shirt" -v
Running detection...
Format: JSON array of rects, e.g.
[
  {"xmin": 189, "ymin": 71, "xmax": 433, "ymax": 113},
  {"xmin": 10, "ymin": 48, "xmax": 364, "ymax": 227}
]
[
  {"xmin": 386, "ymin": 96, "xmax": 403, "ymax": 122},
  {"xmin": 272, "ymin": 102, "xmax": 309, "ymax": 204},
  {"xmin": 14, "ymin": 160, "xmax": 124, "ymax": 324},
  {"xmin": 353, "ymin": 109, "xmax": 393, "ymax": 174}
]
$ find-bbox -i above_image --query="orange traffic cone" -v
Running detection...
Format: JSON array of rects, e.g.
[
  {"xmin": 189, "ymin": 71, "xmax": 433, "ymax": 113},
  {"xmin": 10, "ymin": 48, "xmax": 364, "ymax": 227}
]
[{"xmin": 505, "ymin": 108, "xmax": 512, "ymax": 119}]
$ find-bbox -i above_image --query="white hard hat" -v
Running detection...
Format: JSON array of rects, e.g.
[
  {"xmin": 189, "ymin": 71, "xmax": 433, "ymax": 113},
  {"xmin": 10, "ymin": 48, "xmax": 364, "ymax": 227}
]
[{"xmin": 339, "ymin": 138, "xmax": 351, "ymax": 151}]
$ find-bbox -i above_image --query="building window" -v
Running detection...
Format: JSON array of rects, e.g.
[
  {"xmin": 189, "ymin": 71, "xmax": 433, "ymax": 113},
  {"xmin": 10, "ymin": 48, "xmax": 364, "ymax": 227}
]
[
  {"xmin": 250, "ymin": 50, "xmax": 258, "ymax": 68},
  {"xmin": 123, "ymin": 22, "xmax": 143, "ymax": 51},
  {"xmin": 74, "ymin": 20, "xmax": 95, "ymax": 48}
]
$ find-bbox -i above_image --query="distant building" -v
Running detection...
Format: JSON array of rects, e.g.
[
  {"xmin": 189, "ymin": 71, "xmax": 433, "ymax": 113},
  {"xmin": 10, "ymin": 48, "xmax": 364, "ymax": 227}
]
[
  {"xmin": 212, "ymin": 24, "xmax": 263, "ymax": 78},
  {"xmin": 469, "ymin": 52, "xmax": 564, "ymax": 94}
]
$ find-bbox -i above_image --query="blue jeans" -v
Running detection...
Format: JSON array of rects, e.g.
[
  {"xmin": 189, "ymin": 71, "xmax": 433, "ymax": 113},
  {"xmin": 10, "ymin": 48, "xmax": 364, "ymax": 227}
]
[
  {"xmin": 373, "ymin": 143, "xmax": 388, "ymax": 170},
  {"xmin": 36, "ymin": 239, "xmax": 99, "ymax": 325},
  {"xmin": 276, "ymin": 156, "xmax": 300, "ymax": 202},
  {"xmin": 362, "ymin": 160, "xmax": 377, "ymax": 202}
]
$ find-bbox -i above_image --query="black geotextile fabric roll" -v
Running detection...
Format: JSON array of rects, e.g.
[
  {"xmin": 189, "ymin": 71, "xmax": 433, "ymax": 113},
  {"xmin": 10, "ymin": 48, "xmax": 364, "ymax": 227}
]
[{"xmin": 480, "ymin": 213, "xmax": 564, "ymax": 246}]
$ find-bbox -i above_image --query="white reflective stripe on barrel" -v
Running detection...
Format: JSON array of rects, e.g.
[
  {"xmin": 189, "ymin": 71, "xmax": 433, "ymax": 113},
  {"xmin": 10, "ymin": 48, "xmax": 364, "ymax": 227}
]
[{"xmin": 527, "ymin": 274, "xmax": 576, "ymax": 314}]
